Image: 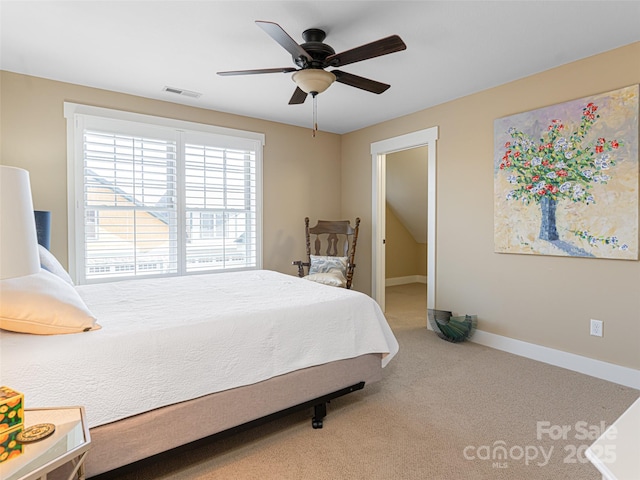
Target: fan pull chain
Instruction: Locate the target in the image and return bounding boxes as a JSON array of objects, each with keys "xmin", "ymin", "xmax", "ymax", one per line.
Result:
[{"xmin": 312, "ymin": 92, "xmax": 318, "ymax": 137}]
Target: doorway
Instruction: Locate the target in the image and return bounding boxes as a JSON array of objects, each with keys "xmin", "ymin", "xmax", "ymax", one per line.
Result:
[{"xmin": 371, "ymin": 127, "xmax": 438, "ymax": 312}]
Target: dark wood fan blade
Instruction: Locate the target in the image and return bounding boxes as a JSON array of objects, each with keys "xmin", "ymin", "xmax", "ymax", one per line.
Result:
[
  {"xmin": 256, "ymin": 21, "xmax": 311, "ymax": 63},
  {"xmin": 288, "ymin": 87, "xmax": 308, "ymax": 104},
  {"xmin": 326, "ymin": 35, "xmax": 406, "ymax": 67},
  {"xmin": 217, "ymin": 67, "xmax": 297, "ymax": 76},
  {"xmin": 333, "ymin": 70, "xmax": 390, "ymax": 94}
]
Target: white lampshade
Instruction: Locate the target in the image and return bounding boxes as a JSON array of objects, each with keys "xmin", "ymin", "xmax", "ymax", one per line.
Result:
[
  {"xmin": 292, "ymin": 69, "xmax": 336, "ymax": 94},
  {"xmin": 0, "ymin": 166, "xmax": 40, "ymax": 280}
]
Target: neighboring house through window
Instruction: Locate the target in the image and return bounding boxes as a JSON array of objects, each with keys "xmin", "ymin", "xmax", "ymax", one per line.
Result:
[
  {"xmin": 85, "ymin": 210, "xmax": 98, "ymax": 240},
  {"xmin": 65, "ymin": 103, "xmax": 264, "ymax": 284}
]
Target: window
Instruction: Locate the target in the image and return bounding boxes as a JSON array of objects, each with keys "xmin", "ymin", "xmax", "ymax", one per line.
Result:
[{"xmin": 65, "ymin": 103, "xmax": 263, "ymax": 284}]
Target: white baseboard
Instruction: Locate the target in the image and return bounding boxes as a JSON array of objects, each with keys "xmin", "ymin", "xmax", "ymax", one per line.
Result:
[
  {"xmin": 473, "ymin": 329, "xmax": 640, "ymax": 390},
  {"xmin": 426, "ymin": 324, "xmax": 640, "ymax": 390},
  {"xmin": 386, "ymin": 275, "xmax": 427, "ymax": 287}
]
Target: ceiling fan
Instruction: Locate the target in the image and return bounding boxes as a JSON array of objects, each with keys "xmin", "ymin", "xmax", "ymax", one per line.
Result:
[{"xmin": 217, "ymin": 21, "xmax": 407, "ymax": 105}]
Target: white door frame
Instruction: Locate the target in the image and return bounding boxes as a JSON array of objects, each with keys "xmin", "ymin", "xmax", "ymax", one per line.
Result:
[{"xmin": 371, "ymin": 127, "xmax": 438, "ymax": 311}]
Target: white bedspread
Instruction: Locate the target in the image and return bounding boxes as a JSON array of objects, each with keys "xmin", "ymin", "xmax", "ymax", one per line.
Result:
[{"xmin": 0, "ymin": 270, "xmax": 398, "ymax": 428}]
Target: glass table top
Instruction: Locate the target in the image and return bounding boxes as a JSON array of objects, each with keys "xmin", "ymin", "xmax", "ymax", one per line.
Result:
[{"xmin": 0, "ymin": 407, "xmax": 89, "ymax": 480}]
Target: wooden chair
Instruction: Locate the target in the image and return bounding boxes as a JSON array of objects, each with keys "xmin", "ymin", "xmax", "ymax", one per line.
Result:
[{"xmin": 293, "ymin": 217, "xmax": 360, "ymax": 289}]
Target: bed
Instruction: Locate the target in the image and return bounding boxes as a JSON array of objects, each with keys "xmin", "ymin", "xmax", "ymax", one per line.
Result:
[{"xmin": 0, "ymin": 269, "xmax": 398, "ymax": 477}]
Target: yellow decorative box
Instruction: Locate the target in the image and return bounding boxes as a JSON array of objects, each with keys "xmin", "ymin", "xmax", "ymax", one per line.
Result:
[
  {"xmin": 0, "ymin": 425, "xmax": 23, "ymax": 462},
  {"xmin": 0, "ymin": 387, "xmax": 24, "ymax": 462},
  {"xmin": 0, "ymin": 387, "xmax": 23, "ymax": 432}
]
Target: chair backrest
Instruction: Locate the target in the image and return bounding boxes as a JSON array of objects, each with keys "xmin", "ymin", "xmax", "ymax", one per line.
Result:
[{"xmin": 302, "ymin": 217, "xmax": 360, "ymax": 289}]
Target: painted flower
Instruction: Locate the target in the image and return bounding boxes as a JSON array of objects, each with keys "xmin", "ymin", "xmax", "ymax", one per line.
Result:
[
  {"xmin": 595, "ymin": 154, "xmax": 611, "ymax": 170},
  {"xmin": 572, "ymin": 185, "xmax": 585, "ymax": 199},
  {"xmin": 554, "ymin": 137, "xmax": 568, "ymax": 151},
  {"xmin": 559, "ymin": 182, "xmax": 572, "ymax": 193}
]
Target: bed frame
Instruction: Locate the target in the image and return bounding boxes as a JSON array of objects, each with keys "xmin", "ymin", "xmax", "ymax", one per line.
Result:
[{"xmin": 52, "ymin": 353, "xmax": 382, "ymax": 478}]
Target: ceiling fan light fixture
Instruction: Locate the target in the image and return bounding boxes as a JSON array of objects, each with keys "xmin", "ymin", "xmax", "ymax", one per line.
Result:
[{"xmin": 292, "ymin": 69, "xmax": 336, "ymax": 94}]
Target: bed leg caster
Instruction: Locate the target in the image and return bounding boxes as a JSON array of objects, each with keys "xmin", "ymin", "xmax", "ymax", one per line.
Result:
[{"xmin": 312, "ymin": 402, "xmax": 326, "ymax": 429}]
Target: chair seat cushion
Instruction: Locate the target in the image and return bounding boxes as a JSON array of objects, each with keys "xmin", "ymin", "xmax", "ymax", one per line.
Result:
[
  {"xmin": 307, "ymin": 255, "xmax": 348, "ymax": 288},
  {"xmin": 305, "ymin": 272, "xmax": 347, "ymax": 288}
]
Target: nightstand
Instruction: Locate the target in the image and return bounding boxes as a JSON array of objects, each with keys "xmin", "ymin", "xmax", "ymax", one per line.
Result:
[
  {"xmin": 0, "ymin": 406, "xmax": 91, "ymax": 480},
  {"xmin": 586, "ymin": 397, "xmax": 640, "ymax": 480}
]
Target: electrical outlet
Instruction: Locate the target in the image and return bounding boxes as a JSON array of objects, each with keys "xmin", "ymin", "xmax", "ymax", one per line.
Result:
[{"xmin": 590, "ymin": 319, "xmax": 603, "ymax": 337}]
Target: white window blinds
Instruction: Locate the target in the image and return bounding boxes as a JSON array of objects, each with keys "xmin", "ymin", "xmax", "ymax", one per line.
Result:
[
  {"xmin": 183, "ymin": 139, "xmax": 257, "ymax": 272},
  {"xmin": 65, "ymin": 103, "xmax": 263, "ymax": 284}
]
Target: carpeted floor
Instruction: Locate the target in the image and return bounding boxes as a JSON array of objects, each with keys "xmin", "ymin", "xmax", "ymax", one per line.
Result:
[{"xmin": 95, "ymin": 283, "xmax": 639, "ymax": 479}]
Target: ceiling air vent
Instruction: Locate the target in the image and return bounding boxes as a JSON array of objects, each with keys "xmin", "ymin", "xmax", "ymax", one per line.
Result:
[{"xmin": 162, "ymin": 86, "xmax": 202, "ymax": 98}]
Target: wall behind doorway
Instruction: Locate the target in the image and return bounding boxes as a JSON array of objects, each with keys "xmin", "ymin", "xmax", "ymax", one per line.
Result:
[{"xmin": 385, "ymin": 147, "xmax": 428, "ymax": 285}]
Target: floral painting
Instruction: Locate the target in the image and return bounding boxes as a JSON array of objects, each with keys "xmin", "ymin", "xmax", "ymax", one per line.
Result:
[{"xmin": 494, "ymin": 85, "xmax": 639, "ymax": 260}]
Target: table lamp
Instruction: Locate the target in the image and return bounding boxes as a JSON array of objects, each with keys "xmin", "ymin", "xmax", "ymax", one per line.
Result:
[{"xmin": 0, "ymin": 166, "xmax": 40, "ymax": 280}]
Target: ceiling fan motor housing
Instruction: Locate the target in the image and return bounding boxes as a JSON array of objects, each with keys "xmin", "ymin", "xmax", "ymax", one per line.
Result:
[{"xmin": 296, "ymin": 28, "xmax": 335, "ymax": 69}]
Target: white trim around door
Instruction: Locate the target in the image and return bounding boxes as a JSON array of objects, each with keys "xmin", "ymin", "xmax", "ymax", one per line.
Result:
[{"xmin": 371, "ymin": 127, "xmax": 438, "ymax": 312}]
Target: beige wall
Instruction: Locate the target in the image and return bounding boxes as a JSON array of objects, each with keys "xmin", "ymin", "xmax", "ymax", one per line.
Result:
[
  {"xmin": 342, "ymin": 42, "xmax": 640, "ymax": 370},
  {"xmin": 0, "ymin": 71, "xmax": 342, "ymax": 276},
  {"xmin": 385, "ymin": 146, "xmax": 428, "ymax": 279},
  {"xmin": 1, "ymin": 43, "xmax": 638, "ymax": 370},
  {"xmin": 385, "ymin": 204, "xmax": 426, "ymax": 279}
]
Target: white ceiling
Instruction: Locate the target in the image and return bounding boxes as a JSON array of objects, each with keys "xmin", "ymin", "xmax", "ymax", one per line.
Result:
[{"xmin": 1, "ymin": 1, "xmax": 639, "ymax": 134}]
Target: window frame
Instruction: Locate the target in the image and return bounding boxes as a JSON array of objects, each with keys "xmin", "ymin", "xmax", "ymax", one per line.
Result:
[{"xmin": 64, "ymin": 102, "xmax": 264, "ymax": 284}]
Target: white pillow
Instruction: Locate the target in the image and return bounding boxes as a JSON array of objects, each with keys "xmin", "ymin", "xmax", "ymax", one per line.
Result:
[
  {"xmin": 305, "ymin": 272, "xmax": 347, "ymax": 288},
  {"xmin": 308, "ymin": 255, "xmax": 348, "ymax": 276},
  {"xmin": 0, "ymin": 269, "xmax": 100, "ymax": 335},
  {"xmin": 38, "ymin": 244, "xmax": 74, "ymax": 285}
]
